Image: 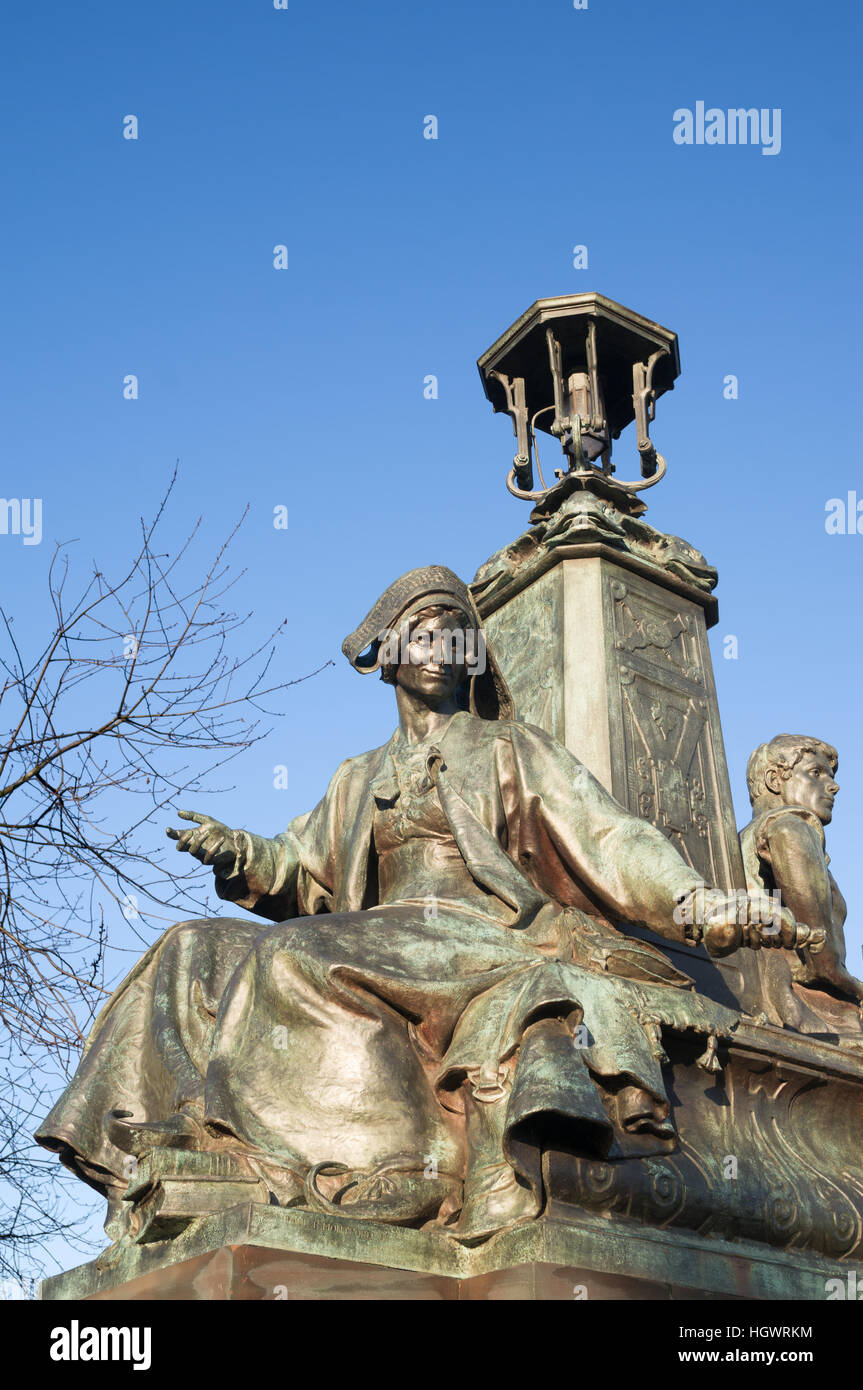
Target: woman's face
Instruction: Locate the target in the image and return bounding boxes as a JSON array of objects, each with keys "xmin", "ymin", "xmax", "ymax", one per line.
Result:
[{"xmin": 393, "ymin": 608, "xmax": 471, "ymax": 707}]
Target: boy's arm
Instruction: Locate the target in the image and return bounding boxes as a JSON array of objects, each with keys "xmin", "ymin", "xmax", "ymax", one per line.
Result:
[{"xmin": 761, "ymin": 814, "xmax": 833, "ymax": 943}]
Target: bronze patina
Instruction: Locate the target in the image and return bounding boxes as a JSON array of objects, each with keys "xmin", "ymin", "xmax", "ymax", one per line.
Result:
[
  {"xmin": 740, "ymin": 734, "xmax": 863, "ymax": 1033},
  {"xmin": 36, "ymin": 565, "xmax": 805, "ymax": 1250}
]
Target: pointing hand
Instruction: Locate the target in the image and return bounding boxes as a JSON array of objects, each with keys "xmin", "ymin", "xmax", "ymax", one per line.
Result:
[{"xmin": 166, "ymin": 810, "xmax": 244, "ymax": 878}]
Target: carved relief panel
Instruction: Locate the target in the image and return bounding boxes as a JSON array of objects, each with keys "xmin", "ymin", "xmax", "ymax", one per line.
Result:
[
  {"xmin": 605, "ymin": 571, "xmax": 741, "ymax": 892},
  {"xmin": 547, "ymin": 1036, "xmax": 863, "ymax": 1264},
  {"xmin": 482, "ymin": 555, "xmax": 742, "ymax": 895}
]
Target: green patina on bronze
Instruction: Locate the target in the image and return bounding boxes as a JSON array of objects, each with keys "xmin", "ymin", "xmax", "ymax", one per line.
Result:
[{"xmin": 35, "ymin": 295, "xmax": 863, "ymax": 1300}]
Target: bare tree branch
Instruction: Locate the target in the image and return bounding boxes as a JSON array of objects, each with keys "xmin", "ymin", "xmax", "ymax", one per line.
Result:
[{"xmin": 0, "ymin": 470, "xmax": 332, "ymax": 1274}]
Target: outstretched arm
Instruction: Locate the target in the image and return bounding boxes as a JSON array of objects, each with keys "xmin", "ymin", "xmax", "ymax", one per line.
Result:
[
  {"xmin": 167, "ymin": 809, "xmax": 309, "ymax": 921},
  {"xmin": 505, "ymin": 723, "xmax": 820, "ymax": 957}
]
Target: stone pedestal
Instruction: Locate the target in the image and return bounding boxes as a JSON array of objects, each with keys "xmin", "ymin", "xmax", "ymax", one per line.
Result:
[
  {"xmin": 41, "ymin": 1017, "xmax": 863, "ymax": 1303},
  {"xmin": 39, "ymin": 1200, "xmax": 854, "ymax": 1302}
]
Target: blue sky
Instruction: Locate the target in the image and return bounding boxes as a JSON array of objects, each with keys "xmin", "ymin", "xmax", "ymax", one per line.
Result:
[{"xmin": 1, "ymin": 0, "xmax": 861, "ymax": 1272}]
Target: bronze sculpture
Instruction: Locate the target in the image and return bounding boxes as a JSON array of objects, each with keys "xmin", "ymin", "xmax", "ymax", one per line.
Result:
[
  {"xmin": 36, "ymin": 297, "xmax": 863, "ymax": 1302},
  {"xmin": 36, "ymin": 566, "xmax": 816, "ymax": 1249},
  {"xmin": 740, "ymin": 734, "xmax": 863, "ymax": 1032}
]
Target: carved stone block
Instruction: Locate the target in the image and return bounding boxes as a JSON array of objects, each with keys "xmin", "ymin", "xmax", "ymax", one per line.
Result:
[{"xmin": 484, "ymin": 553, "xmax": 742, "ymax": 892}]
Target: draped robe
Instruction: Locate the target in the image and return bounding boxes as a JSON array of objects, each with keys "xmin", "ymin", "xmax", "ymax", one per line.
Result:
[{"xmin": 37, "ymin": 712, "xmax": 738, "ymax": 1222}]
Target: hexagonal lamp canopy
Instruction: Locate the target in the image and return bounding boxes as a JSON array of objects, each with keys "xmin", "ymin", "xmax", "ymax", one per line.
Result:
[{"xmin": 477, "ymin": 293, "xmax": 680, "ymax": 500}]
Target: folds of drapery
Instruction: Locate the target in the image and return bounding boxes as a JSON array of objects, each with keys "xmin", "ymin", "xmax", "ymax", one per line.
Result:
[{"xmin": 36, "ymin": 711, "xmax": 731, "ymax": 1211}]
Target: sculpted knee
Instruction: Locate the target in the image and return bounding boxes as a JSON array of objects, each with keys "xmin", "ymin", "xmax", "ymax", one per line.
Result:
[
  {"xmin": 255, "ymin": 919, "xmax": 329, "ymax": 982},
  {"xmin": 159, "ymin": 917, "xmax": 258, "ymax": 965},
  {"xmin": 161, "ymin": 918, "xmax": 217, "ymax": 948}
]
